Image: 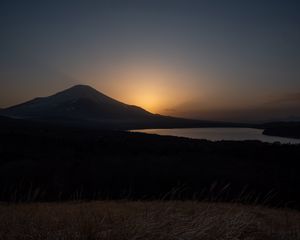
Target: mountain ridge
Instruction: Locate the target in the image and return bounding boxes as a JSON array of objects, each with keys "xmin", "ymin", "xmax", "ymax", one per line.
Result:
[{"xmin": 0, "ymin": 85, "xmax": 251, "ymax": 129}]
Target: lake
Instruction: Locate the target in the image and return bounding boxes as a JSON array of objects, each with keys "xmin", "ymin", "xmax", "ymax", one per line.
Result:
[{"xmin": 131, "ymin": 128, "xmax": 300, "ymax": 144}]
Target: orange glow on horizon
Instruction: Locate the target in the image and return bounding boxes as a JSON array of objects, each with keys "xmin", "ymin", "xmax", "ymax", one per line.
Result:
[{"xmin": 87, "ymin": 61, "xmax": 200, "ymax": 114}]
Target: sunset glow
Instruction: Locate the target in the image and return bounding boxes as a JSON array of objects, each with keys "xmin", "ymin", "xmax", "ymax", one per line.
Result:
[
  {"xmin": 1, "ymin": 1, "xmax": 299, "ymax": 122},
  {"xmin": 88, "ymin": 61, "xmax": 200, "ymax": 114}
]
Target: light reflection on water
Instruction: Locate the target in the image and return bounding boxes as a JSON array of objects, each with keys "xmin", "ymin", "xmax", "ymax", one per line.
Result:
[{"xmin": 131, "ymin": 128, "xmax": 300, "ymax": 144}]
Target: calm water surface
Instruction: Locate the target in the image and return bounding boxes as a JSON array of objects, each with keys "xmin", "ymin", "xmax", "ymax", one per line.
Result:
[{"xmin": 131, "ymin": 128, "xmax": 300, "ymax": 144}]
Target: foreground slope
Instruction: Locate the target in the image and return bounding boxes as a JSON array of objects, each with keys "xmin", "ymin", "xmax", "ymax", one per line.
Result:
[{"xmin": 1, "ymin": 201, "xmax": 299, "ymax": 240}]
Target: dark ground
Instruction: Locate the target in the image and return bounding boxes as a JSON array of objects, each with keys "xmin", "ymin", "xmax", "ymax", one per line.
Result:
[
  {"xmin": 0, "ymin": 117, "xmax": 299, "ymax": 208},
  {"xmin": 1, "ymin": 201, "xmax": 300, "ymax": 240}
]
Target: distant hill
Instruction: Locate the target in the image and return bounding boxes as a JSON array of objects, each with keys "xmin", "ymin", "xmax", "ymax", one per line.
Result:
[
  {"xmin": 262, "ymin": 121, "xmax": 300, "ymax": 139},
  {"xmin": 0, "ymin": 85, "xmax": 247, "ymax": 129}
]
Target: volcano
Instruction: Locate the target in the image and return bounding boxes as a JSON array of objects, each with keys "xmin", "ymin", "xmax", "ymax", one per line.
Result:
[{"xmin": 0, "ymin": 85, "xmax": 241, "ymax": 129}]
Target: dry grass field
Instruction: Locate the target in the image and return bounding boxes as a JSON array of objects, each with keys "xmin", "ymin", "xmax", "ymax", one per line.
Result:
[{"xmin": 0, "ymin": 201, "xmax": 299, "ymax": 240}]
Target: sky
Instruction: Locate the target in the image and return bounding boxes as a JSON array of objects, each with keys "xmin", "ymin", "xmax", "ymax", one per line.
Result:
[{"xmin": 0, "ymin": 0, "xmax": 300, "ymax": 122}]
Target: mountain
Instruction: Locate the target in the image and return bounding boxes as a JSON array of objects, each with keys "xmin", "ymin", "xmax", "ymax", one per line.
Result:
[
  {"xmin": 1, "ymin": 85, "xmax": 153, "ymax": 120},
  {"xmin": 0, "ymin": 85, "xmax": 248, "ymax": 129},
  {"xmin": 0, "ymin": 85, "xmax": 163, "ymax": 129}
]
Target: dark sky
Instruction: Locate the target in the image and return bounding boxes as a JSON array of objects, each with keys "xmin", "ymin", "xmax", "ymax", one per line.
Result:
[{"xmin": 1, "ymin": 0, "xmax": 300, "ymax": 121}]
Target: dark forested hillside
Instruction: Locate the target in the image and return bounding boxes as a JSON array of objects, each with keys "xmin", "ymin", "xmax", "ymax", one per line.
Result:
[{"xmin": 0, "ymin": 117, "xmax": 299, "ymax": 208}]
